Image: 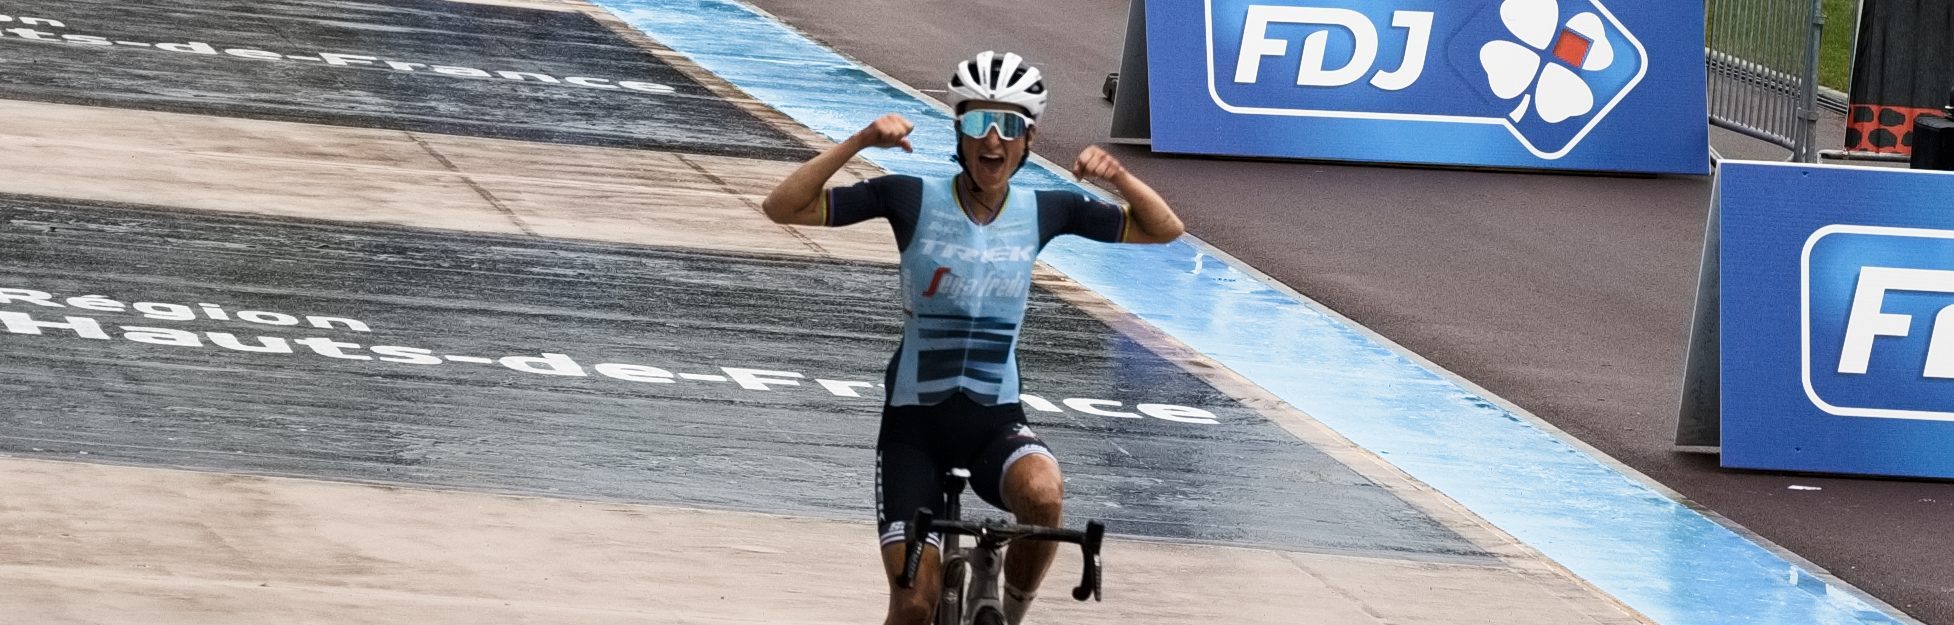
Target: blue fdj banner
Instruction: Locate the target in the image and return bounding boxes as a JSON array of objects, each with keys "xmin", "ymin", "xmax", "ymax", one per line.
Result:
[
  {"xmin": 1720, "ymin": 161, "xmax": 1954, "ymax": 478},
  {"xmin": 1146, "ymin": 0, "xmax": 1707, "ymax": 174}
]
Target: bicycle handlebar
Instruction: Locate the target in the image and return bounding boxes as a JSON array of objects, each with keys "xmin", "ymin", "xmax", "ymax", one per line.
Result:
[
  {"xmin": 898, "ymin": 510, "xmax": 1104, "ymax": 602},
  {"xmin": 927, "ymin": 519, "xmax": 1088, "ymax": 544}
]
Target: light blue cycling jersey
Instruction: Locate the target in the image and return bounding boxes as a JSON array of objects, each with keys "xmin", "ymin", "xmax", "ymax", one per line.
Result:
[{"xmin": 825, "ymin": 174, "xmax": 1127, "ymax": 406}]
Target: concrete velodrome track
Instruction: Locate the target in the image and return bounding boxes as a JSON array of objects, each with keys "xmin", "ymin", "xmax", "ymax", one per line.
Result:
[
  {"xmin": 732, "ymin": 0, "xmax": 1954, "ymax": 622},
  {"xmin": 0, "ymin": 0, "xmax": 1665, "ymax": 623},
  {"xmin": 0, "ymin": 0, "xmax": 1942, "ymax": 624}
]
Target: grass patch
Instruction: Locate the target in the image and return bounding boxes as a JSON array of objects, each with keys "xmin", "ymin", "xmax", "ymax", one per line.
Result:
[
  {"xmin": 1707, "ymin": 0, "xmax": 1858, "ymax": 90},
  {"xmin": 1817, "ymin": 0, "xmax": 1857, "ymax": 90}
]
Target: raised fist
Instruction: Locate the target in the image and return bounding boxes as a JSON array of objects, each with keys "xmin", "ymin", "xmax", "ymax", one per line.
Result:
[
  {"xmin": 1071, "ymin": 145, "xmax": 1128, "ymax": 183},
  {"xmin": 854, "ymin": 113, "xmax": 914, "ymax": 152}
]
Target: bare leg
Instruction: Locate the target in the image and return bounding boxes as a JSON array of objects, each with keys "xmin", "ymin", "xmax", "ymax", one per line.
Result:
[
  {"xmin": 1000, "ymin": 454, "xmax": 1064, "ymax": 624},
  {"xmin": 881, "ymin": 542, "xmax": 942, "ymax": 625}
]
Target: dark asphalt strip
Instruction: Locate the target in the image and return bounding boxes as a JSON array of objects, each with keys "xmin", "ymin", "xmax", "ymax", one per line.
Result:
[
  {"xmin": 0, "ymin": 0, "xmax": 813, "ymax": 161},
  {"xmin": 0, "ymin": 194, "xmax": 1488, "ymax": 561}
]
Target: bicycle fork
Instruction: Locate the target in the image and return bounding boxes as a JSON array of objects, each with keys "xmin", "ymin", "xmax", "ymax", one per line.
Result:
[{"xmin": 961, "ymin": 538, "xmax": 1005, "ymax": 624}]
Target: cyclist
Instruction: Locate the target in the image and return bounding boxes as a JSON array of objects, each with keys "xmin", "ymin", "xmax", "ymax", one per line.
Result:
[{"xmin": 761, "ymin": 51, "xmax": 1184, "ymax": 625}]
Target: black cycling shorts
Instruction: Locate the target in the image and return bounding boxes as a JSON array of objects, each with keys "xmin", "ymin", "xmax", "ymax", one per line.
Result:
[{"xmin": 876, "ymin": 393, "xmax": 1055, "ymax": 548}]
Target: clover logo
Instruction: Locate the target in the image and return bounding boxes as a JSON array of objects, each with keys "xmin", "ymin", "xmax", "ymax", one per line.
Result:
[{"xmin": 1478, "ymin": 0, "xmax": 1617, "ymax": 124}]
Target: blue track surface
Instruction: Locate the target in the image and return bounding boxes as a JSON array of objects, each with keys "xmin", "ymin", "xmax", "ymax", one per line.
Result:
[{"xmin": 593, "ymin": 2, "xmax": 1911, "ymax": 624}]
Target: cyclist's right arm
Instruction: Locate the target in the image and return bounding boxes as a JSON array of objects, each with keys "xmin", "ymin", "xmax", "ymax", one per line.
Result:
[{"xmin": 762, "ymin": 113, "xmax": 914, "ymax": 226}]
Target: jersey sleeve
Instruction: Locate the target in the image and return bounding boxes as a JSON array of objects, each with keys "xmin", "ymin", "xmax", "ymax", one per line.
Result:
[
  {"xmin": 824, "ymin": 175, "xmax": 902, "ymax": 227},
  {"xmin": 1037, "ymin": 190, "xmax": 1128, "ymax": 244}
]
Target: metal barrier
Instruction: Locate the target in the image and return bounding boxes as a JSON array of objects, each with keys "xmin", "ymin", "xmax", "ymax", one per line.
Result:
[{"xmin": 1705, "ymin": 0, "xmax": 1827, "ymax": 162}]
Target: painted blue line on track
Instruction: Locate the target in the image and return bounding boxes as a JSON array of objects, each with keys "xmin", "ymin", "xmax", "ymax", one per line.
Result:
[{"xmin": 594, "ymin": 2, "xmax": 1912, "ymax": 624}]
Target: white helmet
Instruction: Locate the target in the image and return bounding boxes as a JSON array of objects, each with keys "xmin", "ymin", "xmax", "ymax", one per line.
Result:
[{"xmin": 947, "ymin": 51, "xmax": 1048, "ymax": 122}]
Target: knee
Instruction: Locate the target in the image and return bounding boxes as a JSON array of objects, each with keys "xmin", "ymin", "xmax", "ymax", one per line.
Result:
[{"xmin": 1010, "ymin": 478, "xmax": 1064, "ymax": 524}]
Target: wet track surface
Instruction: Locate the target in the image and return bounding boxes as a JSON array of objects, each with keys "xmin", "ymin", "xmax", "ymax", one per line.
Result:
[
  {"xmin": 734, "ymin": 0, "xmax": 1954, "ymax": 621},
  {"xmin": 0, "ymin": 0, "xmax": 811, "ymax": 160},
  {"xmin": 4, "ymin": 0, "xmax": 1936, "ymax": 621},
  {"xmin": 0, "ymin": 196, "xmax": 1487, "ymax": 560}
]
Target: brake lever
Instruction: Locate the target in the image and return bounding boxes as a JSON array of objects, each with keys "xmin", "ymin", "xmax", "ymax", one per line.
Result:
[
  {"xmin": 1070, "ymin": 520, "xmax": 1104, "ymax": 602},
  {"xmin": 898, "ymin": 508, "xmax": 935, "ymax": 589}
]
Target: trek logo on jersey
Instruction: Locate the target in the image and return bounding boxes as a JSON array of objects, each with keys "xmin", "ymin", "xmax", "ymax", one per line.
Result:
[
  {"xmin": 1207, "ymin": 0, "xmax": 1646, "ymax": 159},
  {"xmin": 917, "ymin": 239, "xmax": 1034, "ymax": 264},
  {"xmin": 1802, "ymin": 225, "xmax": 1954, "ymax": 421}
]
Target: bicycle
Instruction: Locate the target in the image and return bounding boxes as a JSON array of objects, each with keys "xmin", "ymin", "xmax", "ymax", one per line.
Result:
[{"xmin": 896, "ymin": 468, "xmax": 1105, "ymax": 625}]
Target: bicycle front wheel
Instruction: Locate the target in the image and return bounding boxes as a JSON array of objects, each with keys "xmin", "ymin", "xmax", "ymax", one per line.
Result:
[{"xmin": 972, "ymin": 606, "xmax": 1006, "ymax": 625}]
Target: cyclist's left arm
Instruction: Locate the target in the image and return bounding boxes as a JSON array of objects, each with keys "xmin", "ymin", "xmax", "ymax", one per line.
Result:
[{"xmin": 1072, "ymin": 146, "xmax": 1184, "ymax": 244}]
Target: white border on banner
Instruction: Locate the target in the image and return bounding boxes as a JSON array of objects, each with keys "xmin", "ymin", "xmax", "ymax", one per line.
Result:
[
  {"xmin": 1800, "ymin": 223, "xmax": 1954, "ymax": 421},
  {"xmin": 1198, "ymin": 0, "xmax": 1649, "ymax": 160}
]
